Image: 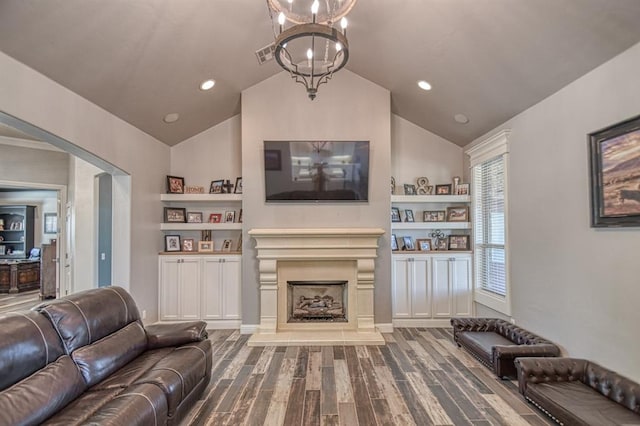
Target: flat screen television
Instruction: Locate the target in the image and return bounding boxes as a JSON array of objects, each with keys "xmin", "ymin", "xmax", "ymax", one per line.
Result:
[{"xmin": 264, "ymin": 140, "xmax": 370, "ymax": 203}]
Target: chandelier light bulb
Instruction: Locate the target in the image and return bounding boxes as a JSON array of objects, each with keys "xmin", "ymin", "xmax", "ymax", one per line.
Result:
[
  {"xmin": 311, "ymin": 0, "xmax": 319, "ymax": 15},
  {"xmin": 307, "ymin": 48, "xmax": 313, "ymax": 60},
  {"xmin": 341, "ymin": 17, "xmax": 348, "ymax": 29},
  {"xmin": 278, "ymin": 12, "xmax": 285, "ymax": 25},
  {"xmin": 336, "ymin": 42, "xmax": 342, "ymax": 51},
  {"xmin": 287, "ymin": 0, "xmax": 293, "ymax": 3}
]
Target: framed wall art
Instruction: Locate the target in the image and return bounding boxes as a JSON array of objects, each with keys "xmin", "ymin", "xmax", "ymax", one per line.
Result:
[
  {"xmin": 209, "ymin": 180, "xmax": 224, "ymax": 194},
  {"xmin": 165, "ymin": 235, "xmax": 181, "ymax": 252},
  {"xmin": 166, "ymin": 175, "xmax": 184, "ymax": 194},
  {"xmin": 423, "ymin": 210, "xmax": 446, "ymax": 222},
  {"xmin": 446, "ymin": 206, "xmax": 469, "ymax": 222},
  {"xmin": 589, "ymin": 114, "xmax": 640, "ymax": 227},
  {"xmin": 187, "ymin": 212, "xmax": 203, "ymax": 223},
  {"xmin": 164, "ymin": 207, "xmax": 186, "ymax": 223},
  {"xmin": 448, "ymin": 235, "xmax": 469, "ymax": 251},
  {"xmin": 391, "ymin": 234, "xmax": 399, "ymax": 251},
  {"xmin": 435, "ymin": 184, "xmax": 452, "ymax": 195},
  {"xmin": 416, "ymin": 238, "xmax": 432, "ymax": 251},
  {"xmin": 182, "ymin": 238, "xmax": 195, "ymax": 252},
  {"xmin": 391, "ymin": 207, "xmax": 401, "ymax": 222}
]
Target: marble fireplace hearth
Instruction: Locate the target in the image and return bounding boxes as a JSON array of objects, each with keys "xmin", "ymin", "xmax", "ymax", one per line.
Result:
[{"xmin": 248, "ymin": 228, "xmax": 385, "ymax": 346}]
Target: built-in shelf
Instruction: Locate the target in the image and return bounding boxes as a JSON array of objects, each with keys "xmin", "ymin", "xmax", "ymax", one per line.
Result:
[
  {"xmin": 391, "ymin": 222, "xmax": 471, "ymax": 230},
  {"xmin": 391, "ymin": 195, "xmax": 470, "ymax": 203},
  {"xmin": 160, "ymin": 223, "xmax": 242, "ymax": 231},
  {"xmin": 159, "ymin": 251, "xmax": 241, "ymax": 256},
  {"xmin": 160, "ymin": 194, "xmax": 242, "ymax": 202}
]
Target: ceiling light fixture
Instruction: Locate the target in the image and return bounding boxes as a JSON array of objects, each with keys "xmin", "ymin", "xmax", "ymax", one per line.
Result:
[
  {"xmin": 163, "ymin": 113, "xmax": 179, "ymax": 124},
  {"xmin": 454, "ymin": 113, "xmax": 469, "ymax": 124},
  {"xmin": 418, "ymin": 80, "xmax": 432, "ymax": 91},
  {"xmin": 267, "ymin": 0, "xmax": 357, "ymax": 100},
  {"xmin": 200, "ymin": 79, "xmax": 215, "ymax": 91}
]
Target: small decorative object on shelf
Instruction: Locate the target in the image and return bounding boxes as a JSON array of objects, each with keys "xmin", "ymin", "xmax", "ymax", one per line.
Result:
[
  {"xmin": 448, "ymin": 235, "xmax": 470, "ymax": 250},
  {"xmin": 225, "ymin": 211, "xmax": 236, "ymax": 223},
  {"xmin": 401, "ymin": 236, "xmax": 415, "ymax": 251},
  {"xmin": 238, "ymin": 209, "xmax": 243, "ymax": 223},
  {"xmin": 198, "ymin": 241, "xmax": 214, "ymax": 252},
  {"xmin": 182, "ymin": 239, "xmax": 195, "ymax": 252},
  {"xmin": 426, "ymin": 185, "xmax": 434, "ymax": 195},
  {"xmin": 209, "ymin": 180, "xmax": 224, "ymax": 194},
  {"xmin": 234, "ymin": 177, "xmax": 243, "ymax": 194},
  {"xmin": 391, "ymin": 207, "xmax": 401, "ymax": 222},
  {"xmin": 430, "ymin": 230, "xmax": 446, "ymax": 250},
  {"xmin": 446, "ymin": 206, "xmax": 469, "ymax": 222},
  {"xmin": 452, "ymin": 176, "xmax": 461, "ymax": 194},
  {"xmin": 391, "ymin": 234, "xmax": 399, "ymax": 251},
  {"xmin": 404, "ymin": 184, "xmax": 417, "ymax": 195},
  {"xmin": 201, "ymin": 230, "xmax": 212, "ymax": 241},
  {"xmin": 222, "ymin": 239, "xmax": 233, "ymax": 252},
  {"xmin": 391, "ymin": 177, "xmax": 396, "ymax": 195},
  {"xmin": 165, "ymin": 235, "xmax": 181, "ymax": 252},
  {"xmin": 222, "ymin": 180, "xmax": 235, "ymax": 193},
  {"xmin": 404, "ymin": 209, "xmax": 415, "ymax": 222},
  {"xmin": 423, "ymin": 210, "xmax": 446, "ymax": 222},
  {"xmin": 456, "ymin": 183, "xmax": 470, "ymax": 195},
  {"xmin": 416, "ymin": 177, "xmax": 429, "ymax": 194},
  {"xmin": 416, "ymin": 238, "xmax": 432, "ymax": 251},
  {"xmin": 185, "ymin": 186, "xmax": 205, "ymax": 194},
  {"xmin": 435, "ymin": 184, "xmax": 452, "ymax": 195},
  {"xmin": 164, "ymin": 207, "xmax": 186, "ymax": 223},
  {"xmin": 436, "ymin": 239, "xmax": 448, "ymax": 251},
  {"xmin": 167, "ymin": 175, "xmax": 185, "ymax": 194},
  {"xmin": 187, "ymin": 212, "xmax": 203, "ymax": 223},
  {"xmin": 237, "ymin": 235, "xmax": 242, "ymax": 252},
  {"xmin": 209, "ymin": 213, "xmax": 222, "ymax": 223}
]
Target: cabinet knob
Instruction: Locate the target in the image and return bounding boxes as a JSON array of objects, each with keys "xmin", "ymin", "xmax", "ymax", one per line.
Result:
[{"xmin": 449, "ymin": 257, "xmax": 455, "ymax": 262}]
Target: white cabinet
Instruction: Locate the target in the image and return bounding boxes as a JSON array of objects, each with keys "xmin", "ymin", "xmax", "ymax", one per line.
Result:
[
  {"xmin": 392, "ymin": 253, "xmax": 472, "ymax": 326},
  {"xmin": 159, "ymin": 254, "xmax": 241, "ymax": 327}
]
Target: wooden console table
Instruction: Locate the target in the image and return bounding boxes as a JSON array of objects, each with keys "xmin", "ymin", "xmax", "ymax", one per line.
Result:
[{"xmin": 0, "ymin": 260, "xmax": 41, "ymax": 293}]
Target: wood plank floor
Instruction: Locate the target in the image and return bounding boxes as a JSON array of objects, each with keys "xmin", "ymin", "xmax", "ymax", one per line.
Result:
[
  {"xmin": 182, "ymin": 328, "xmax": 553, "ymax": 426},
  {"xmin": 0, "ymin": 290, "xmax": 41, "ymax": 315}
]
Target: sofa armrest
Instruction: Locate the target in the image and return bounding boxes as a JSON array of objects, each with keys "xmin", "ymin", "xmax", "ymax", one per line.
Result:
[
  {"xmin": 450, "ymin": 317, "xmax": 497, "ymax": 343},
  {"xmin": 515, "ymin": 357, "xmax": 587, "ymax": 395},
  {"xmin": 493, "ymin": 344, "xmax": 560, "ymax": 378},
  {"xmin": 145, "ymin": 321, "xmax": 208, "ymax": 349}
]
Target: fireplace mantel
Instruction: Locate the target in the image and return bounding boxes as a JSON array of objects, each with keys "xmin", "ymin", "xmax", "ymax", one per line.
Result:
[{"xmin": 248, "ymin": 228, "xmax": 385, "ymax": 346}]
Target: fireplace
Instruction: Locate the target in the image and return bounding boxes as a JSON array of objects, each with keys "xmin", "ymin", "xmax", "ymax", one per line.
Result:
[{"xmin": 288, "ymin": 280, "xmax": 347, "ymax": 322}]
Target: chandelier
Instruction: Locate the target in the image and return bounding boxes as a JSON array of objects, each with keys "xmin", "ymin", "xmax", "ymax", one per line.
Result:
[{"xmin": 267, "ymin": 0, "xmax": 357, "ymax": 100}]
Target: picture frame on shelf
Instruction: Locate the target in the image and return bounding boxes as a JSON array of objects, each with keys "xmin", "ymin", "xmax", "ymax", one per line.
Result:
[
  {"xmin": 448, "ymin": 235, "xmax": 470, "ymax": 250},
  {"xmin": 182, "ymin": 238, "xmax": 195, "ymax": 252},
  {"xmin": 456, "ymin": 183, "xmax": 470, "ymax": 195},
  {"xmin": 198, "ymin": 241, "xmax": 214, "ymax": 252},
  {"xmin": 224, "ymin": 211, "xmax": 236, "ymax": 223},
  {"xmin": 44, "ymin": 213, "xmax": 57, "ymax": 234},
  {"xmin": 391, "ymin": 207, "xmax": 401, "ymax": 222},
  {"xmin": 416, "ymin": 238, "xmax": 432, "ymax": 251},
  {"xmin": 209, "ymin": 180, "xmax": 224, "ymax": 194},
  {"xmin": 187, "ymin": 212, "xmax": 203, "ymax": 223},
  {"xmin": 435, "ymin": 238, "xmax": 449, "ymax": 251},
  {"xmin": 391, "ymin": 234, "xmax": 399, "ymax": 251},
  {"xmin": 165, "ymin": 235, "xmax": 181, "ymax": 252},
  {"xmin": 164, "ymin": 207, "xmax": 186, "ymax": 223},
  {"xmin": 435, "ymin": 184, "xmax": 452, "ymax": 195},
  {"xmin": 234, "ymin": 177, "xmax": 243, "ymax": 194},
  {"xmin": 589, "ymin": 114, "xmax": 640, "ymax": 227},
  {"xmin": 238, "ymin": 209, "xmax": 243, "ymax": 223},
  {"xmin": 423, "ymin": 210, "xmax": 446, "ymax": 222},
  {"xmin": 237, "ymin": 234, "xmax": 242, "ymax": 252},
  {"xmin": 166, "ymin": 175, "xmax": 185, "ymax": 194},
  {"xmin": 209, "ymin": 213, "xmax": 222, "ymax": 223},
  {"xmin": 402, "ymin": 236, "xmax": 415, "ymax": 251},
  {"xmin": 446, "ymin": 206, "xmax": 469, "ymax": 222},
  {"xmin": 404, "ymin": 209, "xmax": 415, "ymax": 222},
  {"xmin": 404, "ymin": 184, "xmax": 417, "ymax": 195},
  {"xmin": 222, "ymin": 239, "xmax": 233, "ymax": 252}
]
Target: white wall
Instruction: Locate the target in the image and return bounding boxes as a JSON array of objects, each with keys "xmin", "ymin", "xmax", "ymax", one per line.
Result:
[
  {"xmin": 0, "ymin": 141, "xmax": 69, "ymax": 186},
  {"xmin": 467, "ymin": 41, "xmax": 640, "ymax": 381},
  {"xmin": 242, "ymin": 70, "xmax": 392, "ymax": 326},
  {"xmin": 0, "ymin": 51, "xmax": 170, "ymax": 321}
]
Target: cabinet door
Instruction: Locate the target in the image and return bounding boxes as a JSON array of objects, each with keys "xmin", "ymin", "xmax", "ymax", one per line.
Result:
[
  {"xmin": 159, "ymin": 258, "xmax": 181, "ymax": 321},
  {"xmin": 201, "ymin": 257, "xmax": 223, "ymax": 320},
  {"xmin": 411, "ymin": 258, "xmax": 431, "ymax": 317},
  {"xmin": 392, "ymin": 258, "xmax": 411, "ymax": 318},
  {"xmin": 179, "ymin": 258, "xmax": 201, "ymax": 320},
  {"xmin": 222, "ymin": 257, "xmax": 241, "ymax": 320},
  {"xmin": 451, "ymin": 255, "xmax": 473, "ymax": 317},
  {"xmin": 431, "ymin": 257, "xmax": 452, "ymax": 318}
]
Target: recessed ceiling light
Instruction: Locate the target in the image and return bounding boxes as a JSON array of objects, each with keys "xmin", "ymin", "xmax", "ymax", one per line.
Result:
[
  {"xmin": 417, "ymin": 80, "xmax": 432, "ymax": 91},
  {"xmin": 200, "ymin": 79, "xmax": 215, "ymax": 91},
  {"xmin": 454, "ymin": 113, "xmax": 469, "ymax": 124},
  {"xmin": 163, "ymin": 113, "xmax": 179, "ymax": 123}
]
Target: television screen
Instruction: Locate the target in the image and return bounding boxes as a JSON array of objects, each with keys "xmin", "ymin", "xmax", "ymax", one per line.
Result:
[{"xmin": 264, "ymin": 141, "xmax": 370, "ymax": 202}]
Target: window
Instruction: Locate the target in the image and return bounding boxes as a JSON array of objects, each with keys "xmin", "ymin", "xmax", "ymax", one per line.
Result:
[{"xmin": 467, "ymin": 130, "xmax": 510, "ymax": 315}]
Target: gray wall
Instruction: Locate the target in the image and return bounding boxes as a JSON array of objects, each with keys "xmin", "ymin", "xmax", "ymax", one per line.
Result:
[
  {"xmin": 467, "ymin": 40, "xmax": 640, "ymax": 381},
  {"xmin": 0, "ymin": 142, "xmax": 69, "ymax": 185}
]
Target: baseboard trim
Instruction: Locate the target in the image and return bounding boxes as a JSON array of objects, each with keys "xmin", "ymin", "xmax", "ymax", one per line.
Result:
[
  {"xmin": 204, "ymin": 320, "xmax": 242, "ymax": 329},
  {"xmin": 392, "ymin": 318, "xmax": 452, "ymax": 328},
  {"xmin": 240, "ymin": 324, "xmax": 259, "ymax": 334},
  {"xmin": 375, "ymin": 323, "xmax": 394, "ymax": 333}
]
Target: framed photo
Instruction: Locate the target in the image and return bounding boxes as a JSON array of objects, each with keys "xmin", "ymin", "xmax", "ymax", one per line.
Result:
[
  {"xmin": 164, "ymin": 207, "xmax": 186, "ymax": 223},
  {"xmin": 404, "ymin": 184, "xmax": 417, "ymax": 195},
  {"xmin": 198, "ymin": 241, "xmax": 214, "ymax": 252},
  {"xmin": 416, "ymin": 238, "xmax": 432, "ymax": 251},
  {"xmin": 404, "ymin": 209, "xmax": 415, "ymax": 222},
  {"xmin": 402, "ymin": 236, "xmax": 415, "ymax": 251},
  {"xmin": 237, "ymin": 235, "xmax": 242, "ymax": 252},
  {"xmin": 209, "ymin": 180, "xmax": 224, "ymax": 194},
  {"xmin": 234, "ymin": 177, "xmax": 243, "ymax": 194},
  {"xmin": 209, "ymin": 213, "xmax": 222, "ymax": 223},
  {"xmin": 589, "ymin": 114, "xmax": 640, "ymax": 227},
  {"xmin": 456, "ymin": 183, "xmax": 470, "ymax": 195},
  {"xmin": 446, "ymin": 206, "xmax": 469, "ymax": 222},
  {"xmin": 44, "ymin": 213, "xmax": 57, "ymax": 234},
  {"xmin": 167, "ymin": 175, "xmax": 185, "ymax": 194},
  {"xmin": 448, "ymin": 235, "xmax": 470, "ymax": 251},
  {"xmin": 165, "ymin": 235, "xmax": 181, "ymax": 252},
  {"xmin": 222, "ymin": 239, "xmax": 233, "ymax": 252},
  {"xmin": 435, "ymin": 184, "xmax": 452, "ymax": 195},
  {"xmin": 238, "ymin": 209, "xmax": 243, "ymax": 223},
  {"xmin": 391, "ymin": 234, "xmax": 399, "ymax": 251},
  {"xmin": 391, "ymin": 207, "xmax": 401, "ymax": 222},
  {"xmin": 225, "ymin": 211, "xmax": 236, "ymax": 223},
  {"xmin": 187, "ymin": 212, "xmax": 203, "ymax": 223},
  {"xmin": 423, "ymin": 210, "xmax": 446, "ymax": 222},
  {"xmin": 435, "ymin": 238, "xmax": 448, "ymax": 251},
  {"xmin": 265, "ymin": 149, "xmax": 282, "ymax": 171},
  {"xmin": 182, "ymin": 238, "xmax": 195, "ymax": 252}
]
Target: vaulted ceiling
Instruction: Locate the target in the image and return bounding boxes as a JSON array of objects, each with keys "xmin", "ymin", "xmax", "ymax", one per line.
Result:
[{"xmin": 2, "ymin": 0, "xmax": 640, "ymax": 147}]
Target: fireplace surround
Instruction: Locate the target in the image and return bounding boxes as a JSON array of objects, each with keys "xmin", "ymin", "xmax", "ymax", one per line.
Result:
[{"xmin": 248, "ymin": 228, "xmax": 385, "ymax": 346}]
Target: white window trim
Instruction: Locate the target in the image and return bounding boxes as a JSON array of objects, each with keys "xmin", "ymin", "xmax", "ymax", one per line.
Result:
[{"xmin": 466, "ymin": 129, "xmax": 511, "ymax": 316}]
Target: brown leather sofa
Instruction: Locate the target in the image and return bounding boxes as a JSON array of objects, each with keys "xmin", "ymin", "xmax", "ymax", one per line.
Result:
[
  {"xmin": 451, "ymin": 317, "xmax": 560, "ymax": 378},
  {"xmin": 0, "ymin": 286, "xmax": 212, "ymax": 426},
  {"xmin": 516, "ymin": 357, "xmax": 640, "ymax": 425}
]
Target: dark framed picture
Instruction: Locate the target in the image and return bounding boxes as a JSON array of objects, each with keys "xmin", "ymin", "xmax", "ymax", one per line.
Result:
[
  {"xmin": 405, "ymin": 209, "xmax": 415, "ymax": 222},
  {"xmin": 164, "ymin": 207, "xmax": 186, "ymax": 223},
  {"xmin": 404, "ymin": 184, "xmax": 417, "ymax": 195},
  {"xmin": 238, "ymin": 209, "xmax": 243, "ymax": 223},
  {"xmin": 391, "ymin": 207, "xmax": 401, "ymax": 222},
  {"xmin": 234, "ymin": 177, "xmax": 243, "ymax": 194},
  {"xmin": 456, "ymin": 183, "xmax": 470, "ymax": 195},
  {"xmin": 222, "ymin": 239, "xmax": 233, "ymax": 252},
  {"xmin": 435, "ymin": 184, "xmax": 452, "ymax": 195},
  {"xmin": 265, "ymin": 149, "xmax": 282, "ymax": 171},
  {"xmin": 187, "ymin": 212, "xmax": 203, "ymax": 223},
  {"xmin": 167, "ymin": 175, "xmax": 185, "ymax": 194},
  {"xmin": 165, "ymin": 235, "xmax": 181, "ymax": 252},
  {"xmin": 44, "ymin": 213, "xmax": 57, "ymax": 234},
  {"xmin": 589, "ymin": 114, "xmax": 640, "ymax": 227},
  {"xmin": 209, "ymin": 180, "xmax": 224, "ymax": 194},
  {"xmin": 209, "ymin": 213, "xmax": 222, "ymax": 223},
  {"xmin": 182, "ymin": 238, "xmax": 195, "ymax": 252},
  {"xmin": 402, "ymin": 236, "xmax": 415, "ymax": 251},
  {"xmin": 448, "ymin": 235, "xmax": 470, "ymax": 250},
  {"xmin": 225, "ymin": 211, "xmax": 236, "ymax": 223},
  {"xmin": 446, "ymin": 206, "xmax": 469, "ymax": 222},
  {"xmin": 391, "ymin": 234, "xmax": 399, "ymax": 251},
  {"xmin": 416, "ymin": 238, "xmax": 432, "ymax": 251},
  {"xmin": 435, "ymin": 238, "xmax": 448, "ymax": 251},
  {"xmin": 423, "ymin": 210, "xmax": 446, "ymax": 222}
]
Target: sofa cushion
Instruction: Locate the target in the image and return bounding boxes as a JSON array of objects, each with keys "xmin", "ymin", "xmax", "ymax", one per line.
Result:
[
  {"xmin": 37, "ymin": 286, "xmax": 140, "ymax": 354},
  {"xmin": 458, "ymin": 331, "xmax": 513, "ymax": 366},
  {"xmin": 0, "ymin": 355, "xmax": 86, "ymax": 426},
  {"xmin": 0, "ymin": 311, "xmax": 66, "ymax": 390},
  {"xmin": 41, "ymin": 388, "xmax": 122, "ymax": 425},
  {"xmin": 526, "ymin": 381, "xmax": 640, "ymax": 425},
  {"xmin": 71, "ymin": 321, "xmax": 147, "ymax": 387},
  {"xmin": 90, "ymin": 347, "xmax": 174, "ymax": 391}
]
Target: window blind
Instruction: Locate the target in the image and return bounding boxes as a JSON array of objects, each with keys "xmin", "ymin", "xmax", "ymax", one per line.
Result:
[{"xmin": 473, "ymin": 155, "xmax": 506, "ymax": 297}]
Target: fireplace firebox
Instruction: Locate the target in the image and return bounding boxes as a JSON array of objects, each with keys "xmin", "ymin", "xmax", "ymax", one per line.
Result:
[{"xmin": 287, "ymin": 280, "xmax": 347, "ymax": 322}]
